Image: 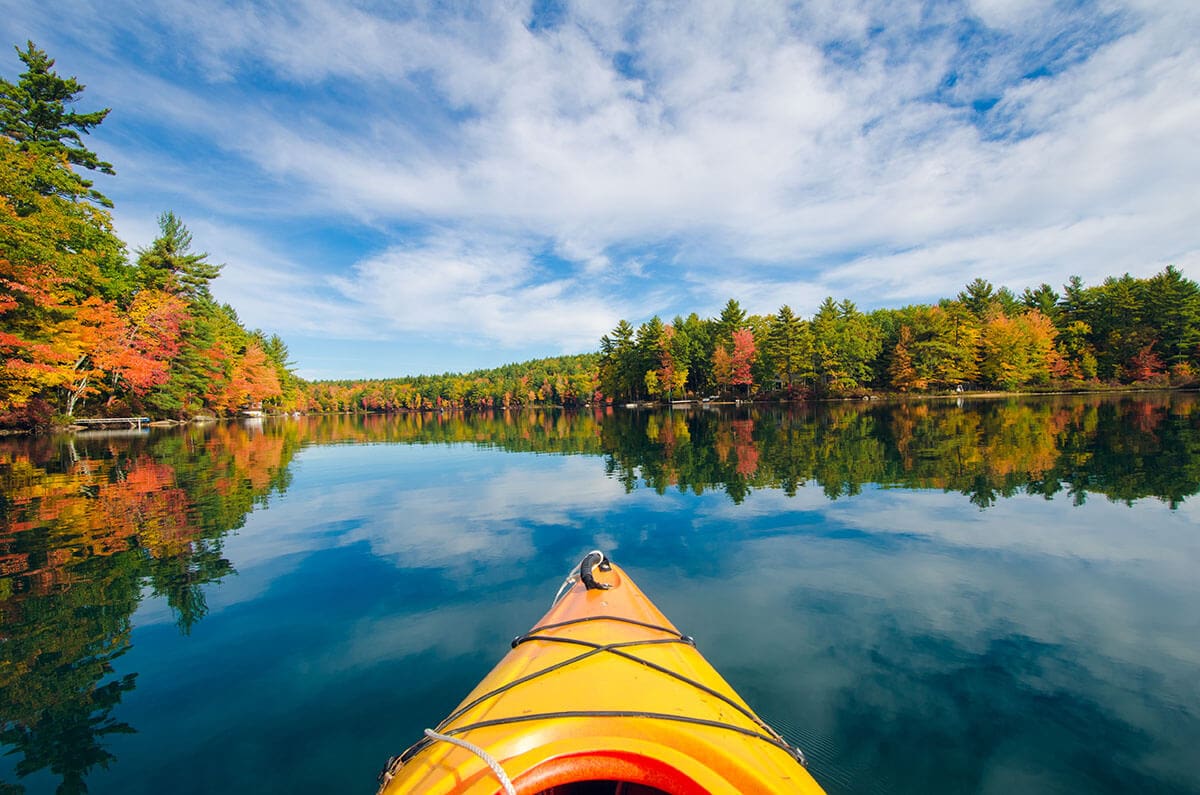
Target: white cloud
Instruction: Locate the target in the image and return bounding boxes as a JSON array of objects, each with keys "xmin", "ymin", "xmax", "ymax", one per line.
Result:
[{"xmin": 327, "ymin": 231, "xmax": 631, "ymax": 350}]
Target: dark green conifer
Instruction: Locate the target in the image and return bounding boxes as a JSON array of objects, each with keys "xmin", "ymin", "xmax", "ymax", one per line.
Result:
[{"xmin": 0, "ymin": 41, "xmax": 114, "ymax": 205}]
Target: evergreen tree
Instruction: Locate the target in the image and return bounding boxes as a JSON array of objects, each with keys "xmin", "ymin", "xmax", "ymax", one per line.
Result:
[
  {"xmin": 764, "ymin": 305, "xmax": 812, "ymax": 390},
  {"xmin": 679, "ymin": 312, "xmax": 715, "ymax": 395},
  {"xmin": 958, "ymin": 278, "xmax": 995, "ymax": 317},
  {"xmin": 0, "ymin": 41, "xmax": 114, "ymax": 206},
  {"xmin": 715, "ymin": 298, "xmax": 746, "ymax": 345},
  {"xmin": 635, "ymin": 316, "xmax": 666, "ymax": 400},
  {"xmin": 136, "ymin": 211, "xmax": 223, "ymax": 300},
  {"xmin": 599, "ymin": 320, "xmax": 637, "ymax": 401},
  {"xmin": 1021, "ymin": 283, "xmax": 1061, "ymax": 326},
  {"xmin": 1143, "ymin": 266, "xmax": 1200, "ymax": 368}
]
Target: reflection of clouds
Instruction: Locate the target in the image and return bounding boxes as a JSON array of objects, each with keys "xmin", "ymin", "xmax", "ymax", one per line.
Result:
[
  {"xmin": 650, "ymin": 481, "xmax": 1200, "ymax": 790},
  {"xmin": 201, "ymin": 445, "xmax": 636, "ymax": 615},
  {"xmin": 318, "ymin": 597, "xmax": 540, "ymax": 677},
  {"xmin": 694, "ymin": 484, "xmax": 1199, "ymax": 586},
  {"xmin": 339, "ymin": 450, "xmax": 628, "ymax": 571}
]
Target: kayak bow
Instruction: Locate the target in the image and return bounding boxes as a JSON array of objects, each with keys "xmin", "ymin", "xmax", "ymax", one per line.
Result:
[{"xmin": 378, "ymin": 551, "xmax": 826, "ymax": 794}]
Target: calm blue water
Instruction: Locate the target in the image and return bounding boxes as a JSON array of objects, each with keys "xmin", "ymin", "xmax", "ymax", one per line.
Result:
[{"xmin": 2, "ymin": 396, "xmax": 1199, "ymax": 794}]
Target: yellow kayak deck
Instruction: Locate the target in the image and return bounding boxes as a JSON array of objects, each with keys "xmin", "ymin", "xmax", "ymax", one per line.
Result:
[{"xmin": 378, "ymin": 552, "xmax": 826, "ymax": 794}]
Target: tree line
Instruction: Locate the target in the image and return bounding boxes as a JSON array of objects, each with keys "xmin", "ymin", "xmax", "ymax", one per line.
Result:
[
  {"xmin": 304, "ymin": 354, "xmax": 600, "ymax": 413},
  {"xmin": 598, "ymin": 270, "xmax": 1200, "ymax": 403},
  {"xmin": 302, "ymin": 265, "xmax": 1199, "ymax": 416},
  {"xmin": 1, "ymin": 42, "xmax": 301, "ymax": 427}
]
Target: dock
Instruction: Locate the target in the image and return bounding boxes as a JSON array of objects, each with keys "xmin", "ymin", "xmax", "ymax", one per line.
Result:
[{"xmin": 71, "ymin": 417, "xmax": 152, "ymax": 429}]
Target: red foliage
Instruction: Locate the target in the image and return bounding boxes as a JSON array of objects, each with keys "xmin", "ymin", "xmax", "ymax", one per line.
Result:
[
  {"xmin": 1126, "ymin": 345, "xmax": 1166, "ymax": 382},
  {"xmin": 730, "ymin": 329, "xmax": 756, "ymax": 387}
]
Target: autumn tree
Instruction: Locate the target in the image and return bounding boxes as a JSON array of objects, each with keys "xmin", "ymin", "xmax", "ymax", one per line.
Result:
[
  {"xmin": 889, "ymin": 326, "xmax": 926, "ymax": 391},
  {"xmin": 729, "ymin": 328, "xmax": 756, "ymax": 395},
  {"xmin": 0, "ymin": 140, "xmax": 126, "ymax": 413},
  {"xmin": 1124, "ymin": 345, "xmax": 1166, "ymax": 382},
  {"xmin": 979, "ymin": 309, "xmax": 1061, "ymax": 389},
  {"xmin": 712, "ymin": 345, "xmax": 732, "ymax": 393},
  {"xmin": 657, "ymin": 324, "xmax": 689, "ymax": 400},
  {"xmin": 886, "ymin": 303, "xmax": 980, "ymax": 389}
]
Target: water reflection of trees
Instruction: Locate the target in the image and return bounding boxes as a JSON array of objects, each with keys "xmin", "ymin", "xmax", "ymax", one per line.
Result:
[
  {"xmin": 593, "ymin": 394, "xmax": 1200, "ymax": 507},
  {"xmin": 290, "ymin": 393, "xmax": 1200, "ymax": 507},
  {"xmin": 0, "ymin": 423, "xmax": 301, "ymax": 793}
]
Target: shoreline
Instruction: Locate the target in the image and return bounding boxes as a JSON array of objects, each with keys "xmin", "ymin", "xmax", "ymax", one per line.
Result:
[{"xmin": 4, "ymin": 384, "xmax": 1195, "ymax": 437}]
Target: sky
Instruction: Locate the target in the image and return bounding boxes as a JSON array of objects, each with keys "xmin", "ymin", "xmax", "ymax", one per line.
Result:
[{"xmin": 3, "ymin": 0, "xmax": 1198, "ymax": 379}]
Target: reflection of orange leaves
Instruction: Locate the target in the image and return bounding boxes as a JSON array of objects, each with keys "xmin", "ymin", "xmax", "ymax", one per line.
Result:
[
  {"xmin": 981, "ymin": 406, "xmax": 1060, "ymax": 479},
  {"xmin": 0, "ymin": 553, "xmax": 30, "ymax": 575},
  {"xmin": 124, "ymin": 462, "xmax": 177, "ymax": 493},
  {"xmin": 735, "ymin": 444, "xmax": 759, "ymax": 477},
  {"xmin": 713, "ymin": 429, "xmax": 731, "ymax": 463},
  {"xmin": 1, "ymin": 453, "xmax": 199, "ymax": 585},
  {"xmin": 731, "ymin": 419, "xmax": 755, "ymax": 441},
  {"xmin": 202, "ymin": 423, "xmax": 289, "ymax": 493},
  {"xmin": 1132, "ymin": 402, "xmax": 1163, "ymax": 435},
  {"xmin": 731, "ymin": 420, "xmax": 758, "ymax": 476}
]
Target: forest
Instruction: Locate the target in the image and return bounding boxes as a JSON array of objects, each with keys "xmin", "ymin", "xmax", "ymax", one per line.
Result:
[
  {"xmin": 4, "ymin": 42, "xmax": 1199, "ymax": 426},
  {"xmin": 592, "ymin": 268, "xmax": 1200, "ymax": 404},
  {"xmin": 0, "ymin": 43, "xmax": 302, "ymax": 427}
]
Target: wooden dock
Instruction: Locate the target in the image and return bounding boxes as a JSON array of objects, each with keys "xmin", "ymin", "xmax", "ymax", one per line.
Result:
[{"xmin": 71, "ymin": 417, "xmax": 151, "ymax": 429}]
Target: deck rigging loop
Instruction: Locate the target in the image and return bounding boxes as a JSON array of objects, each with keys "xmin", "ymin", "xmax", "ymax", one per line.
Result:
[
  {"xmin": 580, "ymin": 549, "xmax": 613, "ymax": 591},
  {"xmin": 552, "ymin": 549, "xmax": 614, "ymax": 605}
]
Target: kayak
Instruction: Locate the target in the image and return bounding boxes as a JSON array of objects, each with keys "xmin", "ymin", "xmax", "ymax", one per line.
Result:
[{"xmin": 377, "ymin": 551, "xmax": 826, "ymax": 794}]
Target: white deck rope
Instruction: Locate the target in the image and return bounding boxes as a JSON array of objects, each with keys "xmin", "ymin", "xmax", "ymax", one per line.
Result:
[{"xmin": 423, "ymin": 728, "xmax": 516, "ymax": 795}]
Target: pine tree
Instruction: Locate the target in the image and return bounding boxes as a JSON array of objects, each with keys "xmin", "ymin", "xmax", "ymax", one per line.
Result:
[
  {"xmin": 1143, "ymin": 266, "xmax": 1200, "ymax": 367},
  {"xmin": 136, "ymin": 211, "xmax": 223, "ymax": 300},
  {"xmin": 764, "ymin": 305, "xmax": 812, "ymax": 390},
  {"xmin": 715, "ymin": 298, "xmax": 746, "ymax": 346},
  {"xmin": 0, "ymin": 42, "xmax": 114, "ymax": 206}
]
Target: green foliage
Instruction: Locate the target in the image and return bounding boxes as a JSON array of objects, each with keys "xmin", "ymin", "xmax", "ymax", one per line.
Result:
[
  {"xmin": 715, "ymin": 298, "xmax": 746, "ymax": 346},
  {"xmin": 595, "ymin": 270, "xmax": 1199, "ymax": 402},
  {"xmin": 762, "ymin": 305, "xmax": 813, "ymax": 390},
  {"xmin": 304, "ymin": 353, "xmax": 602, "ymax": 412},
  {"xmin": 135, "ymin": 211, "xmax": 223, "ymax": 299},
  {"xmin": 0, "ymin": 41, "xmax": 113, "ymax": 206}
]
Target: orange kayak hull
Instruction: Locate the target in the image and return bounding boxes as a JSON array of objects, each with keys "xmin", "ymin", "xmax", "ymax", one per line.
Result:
[{"xmin": 378, "ymin": 556, "xmax": 826, "ymax": 794}]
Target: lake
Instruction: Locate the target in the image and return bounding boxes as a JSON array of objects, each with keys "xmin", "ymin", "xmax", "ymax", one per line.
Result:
[{"xmin": 2, "ymin": 394, "xmax": 1198, "ymax": 794}]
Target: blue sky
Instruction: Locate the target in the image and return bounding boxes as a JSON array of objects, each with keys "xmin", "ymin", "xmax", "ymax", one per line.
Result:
[{"xmin": 4, "ymin": 1, "xmax": 1197, "ymax": 379}]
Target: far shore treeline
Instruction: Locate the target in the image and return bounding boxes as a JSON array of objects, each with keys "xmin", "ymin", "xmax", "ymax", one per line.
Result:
[
  {"xmin": 4, "ymin": 43, "xmax": 1200, "ymax": 429},
  {"xmin": 305, "ymin": 266, "xmax": 1199, "ymax": 413}
]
